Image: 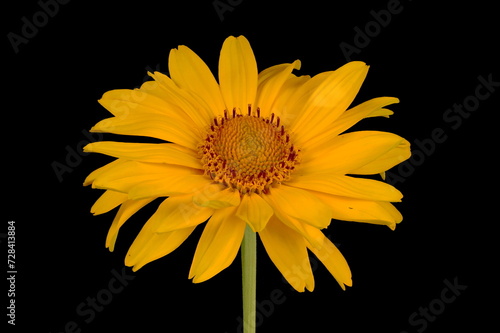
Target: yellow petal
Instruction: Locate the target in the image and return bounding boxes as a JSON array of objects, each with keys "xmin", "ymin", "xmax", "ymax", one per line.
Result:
[
  {"xmin": 145, "ymin": 71, "xmax": 214, "ymax": 128},
  {"xmin": 189, "ymin": 206, "xmax": 246, "ymax": 283},
  {"xmin": 106, "ymin": 198, "xmax": 155, "ymax": 251},
  {"xmin": 277, "ymin": 71, "xmax": 331, "ymax": 127},
  {"xmin": 84, "ymin": 141, "xmax": 202, "ymax": 169},
  {"xmin": 286, "ymin": 175, "xmax": 403, "ymax": 202},
  {"xmin": 271, "ymin": 74, "xmax": 311, "ymax": 127},
  {"xmin": 126, "ymin": 225, "xmax": 196, "ymax": 271},
  {"xmin": 311, "ymin": 190, "xmax": 402, "ymax": 229},
  {"xmin": 289, "ymin": 61, "xmax": 369, "ymax": 146},
  {"xmin": 90, "ymin": 113, "xmax": 200, "ymax": 150},
  {"xmin": 192, "ymin": 183, "xmax": 241, "ymax": 209},
  {"xmin": 299, "ymin": 131, "xmax": 410, "ymax": 175},
  {"xmin": 351, "ymin": 138, "xmax": 411, "ymax": 175},
  {"xmin": 219, "ymin": 36, "xmax": 258, "ymax": 112},
  {"xmin": 263, "ymin": 185, "xmax": 331, "ymax": 229},
  {"xmin": 128, "ymin": 175, "xmax": 213, "ymax": 200},
  {"xmin": 255, "ymin": 60, "xmax": 301, "ymax": 118},
  {"xmin": 89, "ymin": 160, "xmax": 203, "ymax": 195},
  {"xmin": 337, "ymin": 96, "xmax": 399, "ymax": 131},
  {"xmin": 168, "ymin": 45, "xmax": 226, "ymax": 119},
  {"xmin": 303, "ymin": 97, "xmax": 400, "ymax": 151},
  {"xmin": 262, "ymin": 187, "xmax": 326, "ymax": 249},
  {"xmin": 91, "ymin": 190, "xmax": 128, "ymax": 215},
  {"xmin": 148, "ymin": 194, "xmax": 214, "ymax": 233},
  {"xmin": 236, "ymin": 193, "xmax": 273, "ymax": 232},
  {"xmin": 95, "ymin": 88, "xmax": 203, "ymax": 148},
  {"xmin": 306, "ymin": 235, "xmax": 352, "ymax": 290},
  {"xmin": 98, "ymin": 89, "xmax": 189, "ymax": 121},
  {"xmin": 84, "ymin": 159, "xmax": 125, "ymax": 187},
  {"xmin": 259, "ymin": 216, "xmax": 314, "ymax": 292}
]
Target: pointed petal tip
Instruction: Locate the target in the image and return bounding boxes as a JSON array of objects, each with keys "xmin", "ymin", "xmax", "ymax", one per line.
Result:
[
  {"xmin": 191, "ymin": 276, "xmax": 202, "ymax": 284},
  {"xmin": 219, "ymin": 33, "xmax": 258, "ymax": 114},
  {"xmin": 189, "ymin": 272, "xmax": 212, "ymax": 284},
  {"xmin": 125, "ymin": 254, "xmax": 144, "ymax": 272},
  {"xmin": 82, "ymin": 143, "xmax": 93, "ymax": 153},
  {"xmin": 223, "ymin": 35, "xmax": 250, "ymax": 47},
  {"xmin": 345, "ymin": 60, "xmax": 368, "ymax": 68},
  {"xmin": 293, "ymin": 59, "xmax": 302, "ymax": 70},
  {"xmin": 236, "ymin": 193, "xmax": 274, "ymax": 232},
  {"xmin": 233, "ymin": 35, "xmax": 249, "ymax": 41},
  {"xmin": 123, "ymin": 256, "xmax": 137, "ymax": 270},
  {"xmin": 346, "ymin": 61, "xmax": 370, "ymax": 77},
  {"xmin": 340, "ymin": 279, "xmax": 353, "ymax": 290}
]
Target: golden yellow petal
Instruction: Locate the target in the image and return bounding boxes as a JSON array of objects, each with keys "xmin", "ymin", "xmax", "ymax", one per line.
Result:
[
  {"xmin": 255, "ymin": 60, "xmax": 301, "ymax": 118},
  {"xmin": 277, "ymin": 71, "xmax": 331, "ymax": 127},
  {"xmin": 271, "ymin": 74, "xmax": 311, "ymax": 127},
  {"xmin": 192, "ymin": 183, "xmax": 241, "ymax": 209},
  {"xmin": 219, "ymin": 36, "xmax": 258, "ymax": 112},
  {"xmin": 98, "ymin": 88, "xmax": 189, "ymax": 120},
  {"xmin": 168, "ymin": 45, "xmax": 226, "ymax": 119},
  {"xmin": 90, "ymin": 113, "xmax": 201, "ymax": 150},
  {"xmin": 351, "ymin": 139, "xmax": 411, "ymax": 175},
  {"xmin": 89, "ymin": 160, "xmax": 203, "ymax": 196},
  {"xmin": 285, "ymin": 175, "xmax": 403, "ymax": 202},
  {"xmin": 311, "ymin": 190, "xmax": 402, "ymax": 229},
  {"xmin": 91, "ymin": 190, "xmax": 128, "ymax": 215},
  {"xmin": 298, "ymin": 131, "xmax": 410, "ymax": 175},
  {"xmin": 235, "ymin": 193, "xmax": 274, "ymax": 232},
  {"xmin": 289, "ymin": 61, "xmax": 369, "ymax": 146},
  {"xmin": 84, "ymin": 141, "xmax": 202, "ymax": 169},
  {"xmin": 106, "ymin": 197, "xmax": 155, "ymax": 252},
  {"xmin": 83, "ymin": 159, "xmax": 125, "ymax": 187},
  {"xmin": 126, "ymin": 226, "xmax": 196, "ymax": 271},
  {"xmin": 306, "ymin": 235, "xmax": 352, "ymax": 290},
  {"xmin": 263, "ymin": 185, "xmax": 331, "ymax": 229},
  {"xmin": 189, "ymin": 206, "xmax": 246, "ymax": 283},
  {"xmin": 147, "ymin": 194, "xmax": 214, "ymax": 233},
  {"xmin": 303, "ymin": 97, "xmax": 400, "ymax": 150},
  {"xmin": 144, "ymin": 72, "xmax": 214, "ymax": 128},
  {"xmin": 127, "ymin": 174, "xmax": 213, "ymax": 200},
  {"xmin": 262, "ymin": 191, "xmax": 326, "ymax": 250},
  {"xmin": 259, "ymin": 216, "xmax": 315, "ymax": 292}
]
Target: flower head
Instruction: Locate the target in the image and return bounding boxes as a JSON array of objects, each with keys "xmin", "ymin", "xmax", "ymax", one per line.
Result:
[{"xmin": 84, "ymin": 36, "xmax": 410, "ymax": 292}]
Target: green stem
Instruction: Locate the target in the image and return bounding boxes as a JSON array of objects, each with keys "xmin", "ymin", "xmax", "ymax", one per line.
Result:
[{"xmin": 241, "ymin": 225, "xmax": 256, "ymax": 333}]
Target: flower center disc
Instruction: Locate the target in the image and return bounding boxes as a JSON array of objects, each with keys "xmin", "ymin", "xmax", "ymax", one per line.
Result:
[{"xmin": 199, "ymin": 108, "xmax": 299, "ymax": 194}]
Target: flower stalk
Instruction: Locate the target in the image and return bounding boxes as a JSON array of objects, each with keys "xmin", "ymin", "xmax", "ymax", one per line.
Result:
[{"xmin": 241, "ymin": 224, "xmax": 257, "ymax": 333}]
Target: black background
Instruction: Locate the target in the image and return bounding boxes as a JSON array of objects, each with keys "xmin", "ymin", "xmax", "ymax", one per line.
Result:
[{"xmin": 5, "ymin": 0, "xmax": 498, "ymax": 332}]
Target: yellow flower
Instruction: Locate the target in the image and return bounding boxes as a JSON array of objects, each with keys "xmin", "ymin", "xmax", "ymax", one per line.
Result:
[{"xmin": 84, "ymin": 35, "xmax": 410, "ymax": 292}]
